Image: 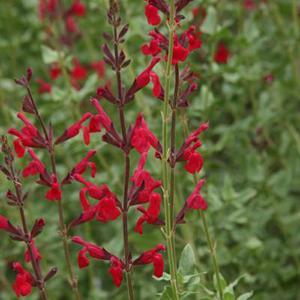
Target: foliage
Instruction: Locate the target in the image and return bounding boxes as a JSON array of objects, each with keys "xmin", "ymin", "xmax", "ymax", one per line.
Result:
[{"xmin": 0, "ymin": 0, "xmax": 299, "ymax": 299}]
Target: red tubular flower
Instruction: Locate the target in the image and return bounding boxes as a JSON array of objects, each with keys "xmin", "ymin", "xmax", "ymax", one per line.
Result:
[
  {"xmin": 150, "ymin": 72, "xmax": 162, "ymax": 97},
  {"xmin": 96, "ymin": 196, "xmax": 121, "ymax": 223},
  {"xmin": 136, "ymin": 57, "xmax": 160, "ymax": 90},
  {"xmin": 126, "ymin": 57, "xmax": 160, "ymax": 100},
  {"xmin": 78, "ymin": 248, "xmax": 90, "ymax": 268},
  {"xmin": 134, "ymin": 193, "xmax": 162, "ymax": 234},
  {"xmin": 91, "ymin": 60, "xmax": 105, "ymax": 78},
  {"xmin": 55, "ymin": 112, "xmax": 92, "ymax": 145},
  {"xmin": 0, "ymin": 215, "xmax": 19, "ymax": 235},
  {"xmin": 70, "ymin": 174, "xmax": 120, "ymax": 226},
  {"xmin": 49, "ymin": 64, "xmax": 61, "ymax": 80},
  {"xmin": 63, "ymin": 150, "xmax": 97, "ymax": 184},
  {"xmin": 184, "ymin": 150, "xmax": 203, "ymax": 174},
  {"xmin": 176, "ymin": 122, "xmax": 208, "ymax": 174},
  {"xmin": 145, "ymin": 4, "xmax": 161, "ymax": 26},
  {"xmin": 36, "ymin": 79, "xmax": 52, "ymax": 94},
  {"xmin": 141, "ymin": 39, "xmax": 162, "ymax": 56},
  {"xmin": 12, "ymin": 262, "xmax": 33, "ymax": 297},
  {"xmin": 25, "ymin": 241, "xmax": 42, "ymax": 263},
  {"xmin": 185, "ymin": 179, "xmax": 207, "ymax": 210},
  {"xmin": 8, "ymin": 113, "xmax": 46, "ymax": 157},
  {"xmin": 172, "ymin": 41, "xmax": 189, "ymax": 65},
  {"xmin": 70, "ymin": 59, "xmax": 88, "ymax": 81},
  {"xmin": 70, "ymin": 0, "xmax": 86, "ymax": 16},
  {"xmin": 133, "ymin": 244, "xmax": 166, "ymax": 278},
  {"xmin": 131, "ymin": 113, "xmax": 161, "ymax": 154},
  {"xmin": 90, "ymin": 98, "xmax": 112, "ymax": 132},
  {"xmin": 65, "ymin": 16, "xmax": 78, "ymax": 33},
  {"xmin": 72, "ymin": 236, "xmax": 120, "ymax": 285},
  {"xmin": 186, "ymin": 26, "xmax": 202, "ymax": 51},
  {"xmin": 72, "ymin": 236, "xmax": 112, "ymax": 260},
  {"xmin": 45, "ymin": 175, "xmax": 62, "ymax": 201},
  {"xmin": 22, "ymin": 149, "xmax": 46, "ymax": 177},
  {"xmin": 0, "ymin": 215, "xmax": 9, "ymax": 231},
  {"xmin": 130, "ymin": 152, "xmax": 161, "ymax": 204},
  {"xmin": 214, "ymin": 43, "xmax": 230, "ymax": 64},
  {"xmin": 109, "ymin": 257, "xmax": 124, "ymax": 287}
]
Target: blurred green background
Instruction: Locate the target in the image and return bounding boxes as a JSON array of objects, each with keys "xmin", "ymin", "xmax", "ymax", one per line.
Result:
[{"xmin": 0, "ymin": 0, "xmax": 299, "ymax": 299}]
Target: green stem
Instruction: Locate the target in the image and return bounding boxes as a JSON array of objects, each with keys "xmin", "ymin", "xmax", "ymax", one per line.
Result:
[
  {"xmin": 161, "ymin": 1, "xmax": 180, "ymax": 299},
  {"xmin": 200, "ymin": 211, "xmax": 223, "ymax": 300}
]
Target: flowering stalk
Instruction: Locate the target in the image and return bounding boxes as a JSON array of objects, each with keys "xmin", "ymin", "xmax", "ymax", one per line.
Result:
[
  {"xmin": 161, "ymin": 1, "xmax": 180, "ymax": 298},
  {"xmin": 110, "ymin": 3, "xmax": 135, "ymax": 298},
  {"xmin": 0, "ymin": 136, "xmax": 57, "ymax": 299},
  {"xmin": 10, "ymin": 70, "xmax": 81, "ymax": 299}
]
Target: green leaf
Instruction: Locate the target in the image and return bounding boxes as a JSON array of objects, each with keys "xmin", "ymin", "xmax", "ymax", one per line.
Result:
[
  {"xmin": 237, "ymin": 292, "xmax": 254, "ymax": 300},
  {"xmin": 78, "ymin": 74, "xmax": 98, "ymax": 100},
  {"xmin": 178, "ymin": 244, "xmax": 196, "ymax": 276},
  {"xmin": 201, "ymin": 6, "xmax": 217, "ymax": 35},
  {"xmin": 41, "ymin": 45, "xmax": 60, "ymax": 64}
]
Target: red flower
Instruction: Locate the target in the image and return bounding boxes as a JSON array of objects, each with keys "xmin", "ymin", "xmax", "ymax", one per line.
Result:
[
  {"xmin": 186, "ymin": 179, "xmax": 207, "ymax": 210},
  {"xmin": 172, "ymin": 43, "xmax": 189, "ymax": 65},
  {"xmin": 72, "ymin": 236, "xmax": 122, "ymax": 287},
  {"xmin": 131, "ymin": 114, "xmax": 160, "ymax": 154},
  {"xmin": 22, "ymin": 149, "xmax": 46, "ymax": 177},
  {"xmin": 91, "ymin": 60, "xmax": 105, "ymax": 78},
  {"xmin": 0, "ymin": 215, "xmax": 9, "ymax": 231},
  {"xmin": 8, "ymin": 113, "xmax": 46, "ymax": 157},
  {"xmin": 90, "ymin": 98, "xmax": 113, "ymax": 132},
  {"xmin": 183, "ymin": 145, "xmax": 204, "ymax": 174},
  {"xmin": 130, "ymin": 152, "xmax": 161, "ymax": 204},
  {"xmin": 45, "ymin": 175, "xmax": 62, "ymax": 201},
  {"xmin": 12, "ymin": 262, "xmax": 33, "ymax": 297},
  {"xmin": 49, "ymin": 64, "xmax": 61, "ymax": 80},
  {"xmin": 136, "ymin": 57, "xmax": 160, "ymax": 90},
  {"xmin": 243, "ymin": 0, "xmax": 256, "ymax": 10},
  {"xmin": 36, "ymin": 79, "xmax": 52, "ymax": 94},
  {"xmin": 70, "ymin": 59, "xmax": 88, "ymax": 81},
  {"xmin": 25, "ymin": 241, "xmax": 42, "ymax": 263},
  {"xmin": 263, "ymin": 73, "xmax": 274, "ymax": 84},
  {"xmin": 135, "ymin": 193, "xmax": 162, "ymax": 234},
  {"xmin": 63, "ymin": 150, "xmax": 97, "ymax": 184},
  {"xmin": 70, "ymin": 1, "xmax": 86, "ymax": 17},
  {"xmin": 96, "ymin": 196, "xmax": 121, "ymax": 223},
  {"xmin": 177, "ymin": 122, "xmax": 208, "ymax": 174},
  {"xmin": 150, "ymin": 72, "xmax": 162, "ymax": 97},
  {"xmin": 126, "ymin": 57, "xmax": 160, "ymax": 99},
  {"xmin": 65, "ymin": 16, "xmax": 78, "ymax": 33},
  {"xmin": 186, "ymin": 26, "xmax": 202, "ymax": 51},
  {"xmin": 72, "ymin": 236, "xmax": 112, "ymax": 266},
  {"xmin": 145, "ymin": 4, "xmax": 161, "ymax": 26},
  {"xmin": 70, "ymin": 174, "xmax": 120, "ymax": 226},
  {"xmin": 55, "ymin": 113, "xmax": 92, "ymax": 145},
  {"xmin": 109, "ymin": 257, "xmax": 124, "ymax": 287},
  {"xmin": 141, "ymin": 39, "xmax": 162, "ymax": 56},
  {"xmin": 214, "ymin": 43, "xmax": 230, "ymax": 64},
  {"xmin": 133, "ymin": 244, "xmax": 166, "ymax": 278}
]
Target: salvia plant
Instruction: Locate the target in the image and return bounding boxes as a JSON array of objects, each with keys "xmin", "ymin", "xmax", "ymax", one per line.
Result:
[{"xmin": 0, "ymin": 0, "xmax": 254, "ymax": 299}]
